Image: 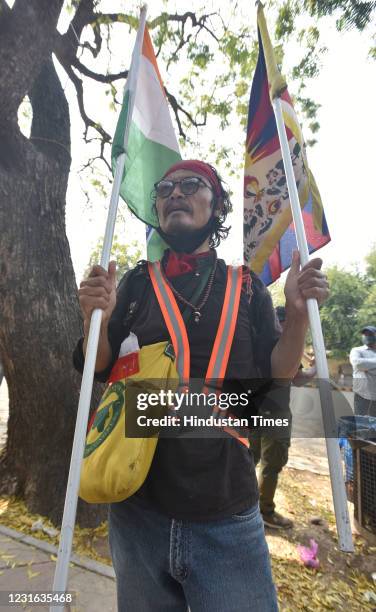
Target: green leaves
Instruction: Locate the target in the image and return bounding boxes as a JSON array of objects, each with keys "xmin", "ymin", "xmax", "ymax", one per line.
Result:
[
  {"xmin": 364, "ymin": 243, "xmax": 376, "ymax": 284},
  {"xmin": 85, "ymin": 235, "xmax": 143, "ymax": 284},
  {"xmin": 357, "ymin": 285, "xmax": 376, "ymax": 332},
  {"xmin": 187, "ymin": 43, "xmax": 214, "ymax": 69},
  {"xmin": 319, "ymin": 265, "xmax": 370, "ymax": 357},
  {"xmin": 90, "ymin": 178, "xmax": 107, "ymax": 199},
  {"xmin": 275, "ymin": 0, "xmax": 299, "ymax": 39},
  {"xmin": 303, "ymin": 0, "xmax": 376, "ymax": 31},
  {"xmin": 295, "ymin": 97, "xmax": 321, "ymax": 120},
  {"xmin": 277, "ymin": 0, "xmax": 376, "ymax": 33}
]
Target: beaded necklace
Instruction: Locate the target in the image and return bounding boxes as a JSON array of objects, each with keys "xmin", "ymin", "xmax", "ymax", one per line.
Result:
[{"xmin": 161, "ymin": 251, "xmax": 218, "ymax": 324}]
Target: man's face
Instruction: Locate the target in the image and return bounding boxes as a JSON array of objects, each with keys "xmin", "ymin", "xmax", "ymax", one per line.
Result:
[
  {"xmin": 155, "ymin": 169, "xmax": 216, "ymax": 235},
  {"xmin": 362, "ymin": 331, "xmax": 376, "ymax": 346}
]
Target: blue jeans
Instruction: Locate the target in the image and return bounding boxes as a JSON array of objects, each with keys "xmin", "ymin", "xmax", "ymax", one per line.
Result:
[
  {"xmin": 109, "ymin": 498, "xmax": 278, "ymax": 611},
  {"xmin": 354, "ymin": 392, "xmax": 376, "ymax": 417}
]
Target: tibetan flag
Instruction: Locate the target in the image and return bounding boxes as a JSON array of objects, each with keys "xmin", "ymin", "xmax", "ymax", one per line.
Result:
[
  {"xmin": 243, "ymin": 4, "xmax": 330, "ymax": 285},
  {"xmin": 112, "ymin": 23, "xmax": 181, "ymax": 261}
]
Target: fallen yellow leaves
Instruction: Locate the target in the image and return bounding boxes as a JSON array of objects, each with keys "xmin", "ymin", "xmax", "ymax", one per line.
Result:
[
  {"xmin": 19, "ymin": 514, "xmax": 34, "ymax": 527},
  {"xmin": 26, "ymin": 568, "xmax": 40, "ymax": 579},
  {"xmin": 1, "ymin": 485, "xmax": 375, "ymax": 611},
  {"xmin": 0, "ymin": 495, "xmax": 110, "ymax": 565},
  {"xmin": 272, "ymin": 553, "xmax": 375, "ymax": 610}
]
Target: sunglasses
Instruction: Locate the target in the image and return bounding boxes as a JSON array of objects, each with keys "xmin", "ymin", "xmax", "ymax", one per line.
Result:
[{"xmin": 154, "ymin": 176, "xmax": 212, "ymax": 199}]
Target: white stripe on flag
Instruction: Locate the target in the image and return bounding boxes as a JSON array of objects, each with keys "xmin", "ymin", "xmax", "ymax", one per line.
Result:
[{"xmin": 132, "ymin": 56, "xmax": 180, "ymax": 153}]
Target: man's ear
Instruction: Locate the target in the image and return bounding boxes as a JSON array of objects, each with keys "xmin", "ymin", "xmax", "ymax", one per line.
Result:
[{"xmin": 213, "ymin": 196, "xmax": 224, "ymax": 217}]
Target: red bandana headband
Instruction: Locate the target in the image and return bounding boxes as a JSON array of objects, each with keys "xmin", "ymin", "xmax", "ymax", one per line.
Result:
[{"xmin": 163, "ymin": 160, "xmax": 222, "ymax": 198}]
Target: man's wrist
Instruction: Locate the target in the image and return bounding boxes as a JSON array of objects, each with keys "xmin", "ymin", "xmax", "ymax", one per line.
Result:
[
  {"xmin": 83, "ymin": 318, "xmax": 109, "ymax": 338},
  {"xmin": 284, "ymin": 305, "xmax": 309, "ymax": 330},
  {"xmin": 83, "ymin": 319, "xmax": 90, "ymax": 337}
]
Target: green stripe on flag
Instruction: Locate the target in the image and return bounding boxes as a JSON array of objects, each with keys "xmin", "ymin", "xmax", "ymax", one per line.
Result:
[
  {"xmin": 112, "ymin": 90, "xmax": 130, "ymax": 159},
  {"xmin": 112, "ymin": 120, "xmax": 181, "ymax": 227},
  {"xmin": 147, "ymin": 228, "xmax": 169, "ymax": 262}
]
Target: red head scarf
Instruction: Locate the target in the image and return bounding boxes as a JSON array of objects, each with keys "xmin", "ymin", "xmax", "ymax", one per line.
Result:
[{"xmin": 163, "ymin": 160, "xmax": 222, "ymax": 198}]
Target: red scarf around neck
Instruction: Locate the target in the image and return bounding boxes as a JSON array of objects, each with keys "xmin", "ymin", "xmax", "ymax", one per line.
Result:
[
  {"xmin": 164, "ymin": 250, "xmax": 253, "ymax": 302},
  {"xmin": 164, "ymin": 250, "xmax": 211, "ymax": 278}
]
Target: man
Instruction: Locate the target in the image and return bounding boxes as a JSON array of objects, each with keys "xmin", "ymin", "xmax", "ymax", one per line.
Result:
[
  {"xmin": 74, "ymin": 160, "xmax": 329, "ymax": 611},
  {"xmin": 250, "ymin": 305, "xmax": 316, "ymax": 530},
  {"xmin": 350, "ymin": 325, "xmax": 376, "ymax": 416}
]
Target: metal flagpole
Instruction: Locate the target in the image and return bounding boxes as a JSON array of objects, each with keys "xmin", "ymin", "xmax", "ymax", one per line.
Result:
[
  {"xmin": 272, "ymin": 96, "xmax": 354, "ymax": 552},
  {"xmin": 50, "ymin": 6, "xmax": 148, "ymax": 609}
]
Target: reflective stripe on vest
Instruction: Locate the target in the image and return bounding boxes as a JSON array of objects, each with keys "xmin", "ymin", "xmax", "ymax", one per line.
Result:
[
  {"xmin": 203, "ymin": 266, "xmax": 249, "ymax": 448},
  {"xmin": 205, "ymin": 266, "xmax": 243, "ymax": 382},
  {"xmin": 148, "ymin": 262, "xmax": 190, "ymax": 388},
  {"xmin": 148, "ymin": 261, "xmax": 248, "ymax": 447}
]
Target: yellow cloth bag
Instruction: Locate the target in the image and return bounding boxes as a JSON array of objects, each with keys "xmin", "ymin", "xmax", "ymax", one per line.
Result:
[{"xmin": 79, "ymin": 341, "xmax": 178, "ymax": 504}]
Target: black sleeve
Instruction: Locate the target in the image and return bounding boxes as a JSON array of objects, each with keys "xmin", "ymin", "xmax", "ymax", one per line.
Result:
[
  {"xmin": 249, "ymin": 271, "xmax": 281, "ymax": 378},
  {"xmin": 72, "ymin": 267, "xmax": 138, "ymax": 383}
]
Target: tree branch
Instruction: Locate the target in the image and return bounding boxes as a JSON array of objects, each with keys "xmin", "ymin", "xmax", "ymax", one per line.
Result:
[
  {"xmin": 89, "ymin": 10, "xmax": 220, "ymax": 43},
  {"xmin": 85, "ymin": 22, "xmax": 102, "ymax": 58},
  {"xmin": 80, "ymin": 139, "xmax": 111, "ymax": 173},
  {"xmin": 62, "ymin": 62, "xmax": 111, "ymax": 145},
  {"xmin": 166, "ymin": 90, "xmax": 207, "ymax": 139},
  {"xmin": 71, "ymin": 57, "xmax": 128, "ymax": 83},
  {"xmin": 149, "ymin": 11, "xmax": 219, "ymax": 42},
  {"xmin": 167, "ymin": 22, "xmax": 191, "ymax": 71},
  {"xmin": 58, "ymin": 0, "xmax": 96, "ymax": 64}
]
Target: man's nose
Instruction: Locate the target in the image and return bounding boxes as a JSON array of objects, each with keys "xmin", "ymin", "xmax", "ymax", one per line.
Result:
[{"xmin": 170, "ymin": 182, "xmax": 184, "ymax": 197}]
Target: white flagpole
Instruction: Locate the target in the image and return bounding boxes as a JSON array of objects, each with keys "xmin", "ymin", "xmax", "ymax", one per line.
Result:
[
  {"xmin": 272, "ymin": 96, "xmax": 354, "ymax": 552},
  {"xmin": 50, "ymin": 6, "xmax": 148, "ymax": 609}
]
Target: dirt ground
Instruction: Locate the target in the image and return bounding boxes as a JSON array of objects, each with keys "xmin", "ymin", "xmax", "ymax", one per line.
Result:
[
  {"xmin": 1, "ymin": 466, "xmax": 375, "ymax": 611},
  {"xmin": 268, "ymin": 468, "xmax": 376, "ymax": 611}
]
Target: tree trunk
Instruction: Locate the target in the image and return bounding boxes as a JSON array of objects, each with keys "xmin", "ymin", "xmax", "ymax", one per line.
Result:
[{"xmin": 0, "ymin": 4, "xmax": 105, "ymax": 527}]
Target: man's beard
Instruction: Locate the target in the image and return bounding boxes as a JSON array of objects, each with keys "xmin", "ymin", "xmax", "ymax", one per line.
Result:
[{"xmin": 156, "ymin": 216, "xmax": 216, "ymax": 254}]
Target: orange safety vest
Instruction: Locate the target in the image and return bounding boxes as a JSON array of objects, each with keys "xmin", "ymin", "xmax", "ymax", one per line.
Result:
[{"xmin": 148, "ymin": 262, "xmax": 250, "ymax": 448}]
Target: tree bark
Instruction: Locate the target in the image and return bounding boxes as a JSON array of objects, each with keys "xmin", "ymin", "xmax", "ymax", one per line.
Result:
[{"xmin": 0, "ymin": 2, "xmax": 105, "ymax": 527}]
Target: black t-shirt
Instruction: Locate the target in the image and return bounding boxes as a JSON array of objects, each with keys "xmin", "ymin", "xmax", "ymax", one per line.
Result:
[{"xmin": 73, "ymin": 253, "xmax": 281, "ymax": 520}]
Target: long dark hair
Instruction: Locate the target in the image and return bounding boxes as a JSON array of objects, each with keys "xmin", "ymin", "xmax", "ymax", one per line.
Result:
[{"xmin": 206, "ymin": 164, "xmax": 232, "ymax": 248}]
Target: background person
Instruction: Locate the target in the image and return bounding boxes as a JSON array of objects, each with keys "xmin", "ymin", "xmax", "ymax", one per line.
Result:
[
  {"xmin": 350, "ymin": 325, "xmax": 376, "ymax": 417},
  {"xmin": 250, "ymin": 305, "xmax": 316, "ymax": 530}
]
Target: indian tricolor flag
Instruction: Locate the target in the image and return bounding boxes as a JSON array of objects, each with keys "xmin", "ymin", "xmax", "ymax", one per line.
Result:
[{"xmin": 112, "ymin": 18, "xmax": 181, "ymax": 260}]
